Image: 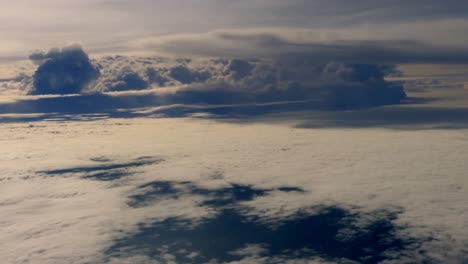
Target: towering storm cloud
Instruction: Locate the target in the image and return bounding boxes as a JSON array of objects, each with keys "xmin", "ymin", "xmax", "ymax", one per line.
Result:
[
  {"xmin": 27, "ymin": 44, "xmax": 100, "ymax": 95},
  {"xmin": 18, "ymin": 51, "xmax": 407, "ymax": 110},
  {"xmin": 156, "ymin": 59, "xmax": 406, "ymax": 109},
  {"xmin": 94, "ymin": 56, "xmax": 406, "ymax": 109}
]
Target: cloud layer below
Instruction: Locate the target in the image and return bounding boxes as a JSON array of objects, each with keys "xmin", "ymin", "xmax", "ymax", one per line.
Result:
[{"xmin": 1, "ymin": 116, "xmax": 467, "ymax": 263}]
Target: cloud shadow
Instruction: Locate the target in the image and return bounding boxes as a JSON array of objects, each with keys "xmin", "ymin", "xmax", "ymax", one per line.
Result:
[
  {"xmin": 38, "ymin": 156, "xmax": 163, "ymax": 181},
  {"xmin": 107, "ymin": 180, "xmax": 426, "ymax": 263},
  {"xmin": 127, "ymin": 181, "xmax": 304, "ymax": 208}
]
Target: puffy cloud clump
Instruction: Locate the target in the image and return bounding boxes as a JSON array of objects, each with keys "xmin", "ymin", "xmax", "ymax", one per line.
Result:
[
  {"xmin": 27, "ymin": 44, "xmax": 100, "ymax": 95},
  {"xmin": 98, "ymin": 67, "xmax": 149, "ymax": 92},
  {"xmin": 145, "ymin": 67, "xmax": 169, "ymax": 86},
  {"xmin": 0, "ymin": 73, "xmax": 32, "ymax": 96},
  {"xmin": 168, "ymin": 65, "xmax": 211, "ymax": 84},
  {"xmin": 19, "ymin": 47, "xmax": 406, "ymax": 110},
  {"xmin": 167, "ymin": 59, "xmax": 406, "ymax": 109},
  {"xmin": 92, "ymin": 56, "xmax": 178, "ymax": 91},
  {"xmin": 225, "ymin": 59, "xmax": 255, "ymax": 79},
  {"xmin": 319, "ymin": 62, "xmax": 406, "ymax": 109}
]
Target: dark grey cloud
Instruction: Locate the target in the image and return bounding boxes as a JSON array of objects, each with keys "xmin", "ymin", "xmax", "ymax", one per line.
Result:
[
  {"xmin": 145, "ymin": 67, "xmax": 169, "ymax": 86},
  {"xmin": 27, "ymin": 44, "xmax": 100, "ymax": 95},
  {"xmin": 168, "ymin": 65, "xmax": 211, "ymax": 84},
  {"xmin": 165, "ymin": 60, "xmax": 406, "ymax": 109},
  {"xmin": 92, "ymin": 57, "xmax": 404, "ymax": 109},
  {"xmin": 226, "ymin": 59, "xmax": 255, "ymax": 79},
  {"xmin": 17, "ymin": 52, "xmax": 407, "ymax": 110},
  {"xmin": 103, "ymin": 67, "xmax": 149, "ymax": 92},
  {"xmin": 16, "ymin": 43, "xmax": 407, "ymax": 110},
  {"xmin": 148, "ymin": 30, "xmax": 468, "ymax": 65}
]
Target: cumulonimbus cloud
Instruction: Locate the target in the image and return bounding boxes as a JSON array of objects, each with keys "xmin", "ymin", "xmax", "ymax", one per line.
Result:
[
  {"xmin": 164, "ymin": 60, "xmax": 406, "ymax": 109},
  {"xmin": 27, "ymin": 44, "xmax": 101, "ymax": 95},
  {"xmin": 21, "ymin": 43, "xmax": 407, "ymax": 110}
]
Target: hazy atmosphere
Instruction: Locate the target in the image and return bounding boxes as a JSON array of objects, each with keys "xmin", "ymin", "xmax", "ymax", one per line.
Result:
[{"xmin": 1, "ymin": 1, "xmax": 467, "ymax": 264}]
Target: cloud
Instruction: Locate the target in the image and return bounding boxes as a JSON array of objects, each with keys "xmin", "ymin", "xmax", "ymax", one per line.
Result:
[
  {"xmin": 133, "ymin": 26, "xmax": 468, "ymax": 64},
  {"xmin": 0, "ymin": 73, "xmax": 32, "ymax": 97},
  {"xmin": 145, "ymin": 67, "xmax": 169, "ymax": 86},
  {"xmin": 226, "ymin": 59, "xmax": 255, "ymax": 79},
  {"xmin": 10, "ymin": 42, "xmax": 407, "ymax": 109},
  {"xmin": 7, "ymin": 53, "xmax": 406, "ymax": 110},
  {"xmin": 164, "ymin": 60, "xmax": 406, "ymax": 109},
  {"xmin": 27, "ymin": 44, "xmax": 100, "ymax": 95},
  {"xmin": 96, "ymin": 67, "xmax": 149, "ymax": 92},
  {"xmin": 1, "ymin": 112, "xmax": 467, "ymax": 263},
  {"xmin": 130, "ymin": 57, "xmax": 405, "ymax": 109},
  {"xmin": 168, "ymin": 65, "xmax": 211, "ymax": 84}
]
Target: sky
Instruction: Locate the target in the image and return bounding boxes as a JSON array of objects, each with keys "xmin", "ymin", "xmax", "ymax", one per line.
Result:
[{"xmin": 1, "ymin": 0, "xmax": 468, "ymax": 63}]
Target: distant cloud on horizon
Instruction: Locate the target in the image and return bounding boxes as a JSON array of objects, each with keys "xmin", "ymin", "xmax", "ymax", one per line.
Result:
[{"xmin": 10, "ymin": 44, "xmax": 405, "ymax": 110}]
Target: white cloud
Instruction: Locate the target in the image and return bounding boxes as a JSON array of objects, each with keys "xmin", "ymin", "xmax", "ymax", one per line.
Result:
[{"xmin": 0, "ymin": 116, "xmax": 467, "ymax": 263}]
